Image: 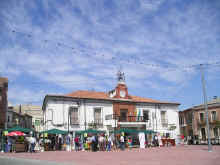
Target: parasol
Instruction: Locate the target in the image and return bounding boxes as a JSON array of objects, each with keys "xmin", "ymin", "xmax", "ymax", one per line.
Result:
[{"xmin": 7, "ymin": 131, "xmax": 25, "ymax": 136}]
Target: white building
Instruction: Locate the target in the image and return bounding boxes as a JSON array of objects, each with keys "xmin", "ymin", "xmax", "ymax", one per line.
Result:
[{"xmin": 42, "ymin": 71, "xmax": 180, "ymax": 141}]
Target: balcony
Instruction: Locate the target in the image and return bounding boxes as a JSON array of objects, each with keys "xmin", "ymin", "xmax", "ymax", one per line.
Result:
[
  {"xmin": 105, "ymin": 114, "xmax": 149, "ymax": 122},
  {"xmin": 197, "ymin": 119, "xmax": 206, "ymax": 126},
  {"xmin": 70, "ymin": 117, "xmax": 79, "ymax": 125},
  {"xmin": 119, "ymin": 116, "xmax": 148, "ymax": 122},
  {"xmin": 88, "ymin": 118, "xmax": 103, "ymax": 128},
  {"xmin": 161, "ymin": 119, "xmax": 168, "ymax": 127}
]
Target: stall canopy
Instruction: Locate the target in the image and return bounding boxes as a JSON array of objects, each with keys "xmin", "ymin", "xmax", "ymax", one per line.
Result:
[
  {"xmin": 112, "ymin": 129, "xmax": 156, "ymax": 134},
  {"xmin": 6, "ymin": 126, "xmax": 33, "ymax": 133},
  {"xmin": 75, "ymin": 129, "xmax": 105, "ymax": 134},
  {"xmin": 7, "ymin": 131, "xmax": 25, "ymax": 136},
  {"xmin": 41, "ymin": 129, "xmax": 68, "ymax": 135}
]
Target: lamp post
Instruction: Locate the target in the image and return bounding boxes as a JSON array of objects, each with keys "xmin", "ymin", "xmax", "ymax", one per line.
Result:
[
  {"xmin": 68, "ymin": 108, "xmax": 70, "ymax": 134},
  {"xmin": 200, "ymin": 64, "xmax": 212, "ymax": 152},
  {"xmin": 114, "ymin": 113, "xmax": 117, "ymax": 148},
  {"xmin": 1, "ymin": 131, "xmax": 4, "ymax": 152}
]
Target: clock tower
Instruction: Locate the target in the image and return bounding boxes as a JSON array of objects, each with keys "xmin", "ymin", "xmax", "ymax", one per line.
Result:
[{"xmin": 114, "ymin": 70, "xmax": 130, "ymax": 99}]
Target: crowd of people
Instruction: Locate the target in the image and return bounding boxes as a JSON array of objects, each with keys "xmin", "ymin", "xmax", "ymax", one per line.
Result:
[
  {"xmin": 3, "ymin": 135, "xmax": 37, "ymax": 153},
  {"xmin": 2, "ymin": 132, "xmax": 175, "ymax": 153}
]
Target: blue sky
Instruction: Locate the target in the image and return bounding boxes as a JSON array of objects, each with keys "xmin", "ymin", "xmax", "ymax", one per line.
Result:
[{"xmin": 0, "ymin": 0, "xmax": 220, "ymax": 110}]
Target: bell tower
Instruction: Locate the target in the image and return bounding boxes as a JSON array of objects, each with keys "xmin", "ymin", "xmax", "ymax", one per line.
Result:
[{"xmin": 114, "ymin": 70, "xmax": 129, "ymax": 99}]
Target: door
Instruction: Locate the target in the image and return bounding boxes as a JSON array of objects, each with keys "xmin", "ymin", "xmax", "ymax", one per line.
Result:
[{"xmin": 201, "ymin": 128, "xmax": 206, "ymax": 140}]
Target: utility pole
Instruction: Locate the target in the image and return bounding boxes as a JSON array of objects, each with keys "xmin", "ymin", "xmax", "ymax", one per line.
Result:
[
  {"xmin": 68, "ymin": 108, "xmax": 70, "ymax": 134},
  {"xmin": 200, "ymin": 64, "xmax": 212, "ymax": 152}
]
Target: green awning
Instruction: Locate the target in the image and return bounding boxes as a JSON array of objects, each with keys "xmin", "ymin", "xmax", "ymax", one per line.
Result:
[
  {"xmin": 75, "ymin": 129, "xmax": 105, "ymax": 134},
  {"xmin": 111, "ymin": 129, "xmax": 156, "ymax": 134},
  {"xmin": 6, "ymin": 126, "xmax": 33, "ymax": 133},
  {"xmin": 41, "ymin": 129, "xmax": 68, "ymax": 135}
]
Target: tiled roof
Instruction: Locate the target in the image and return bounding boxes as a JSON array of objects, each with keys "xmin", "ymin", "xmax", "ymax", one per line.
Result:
[
  {"xmin": 0, "ymin": 77, "xmax": 8, "ymax": 83},
  {"xmin": 65, "ymin": 90, "xmax": 179, "ymax": 105},
  {"xmin": 66, "ymin": 90, "xmax": 110, "ymax": 100}
]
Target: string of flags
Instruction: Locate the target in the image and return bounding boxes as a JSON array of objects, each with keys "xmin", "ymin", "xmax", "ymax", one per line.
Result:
[{"xmin": 8, "ymin": 28, "xmax": 220, "ymax": 73}]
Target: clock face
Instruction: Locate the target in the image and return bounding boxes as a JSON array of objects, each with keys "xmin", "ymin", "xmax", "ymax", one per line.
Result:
[{"xmin": 120, "ymin": 90, "xmax": 126, "ymax": 98}]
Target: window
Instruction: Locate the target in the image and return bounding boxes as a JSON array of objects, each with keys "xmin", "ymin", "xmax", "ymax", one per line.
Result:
[
  {"xmin": 8, "ymin": 116, "xmax": 10, "ymax": 122},
  {"xmin": 179, "ymin": 116, "xmax": 184, "ymax": 125},
  {"xmin": 213, "ymin": 128, "xmax": 218, "ymax": 138},
  {"xmin": 211, "ymin": 111, "xmax": 217, "ymax": 121},
  {"xmin": 143, "ymin": 110, "xmax": 149, "ymax": 121},
  {"xmin": 161, "ymin": 111, "xmax": 168, "ymax": 127},
  {"xmin": 200, "ymin": 113, "xmax": 204, "ymax": 122},
  {"xmin": 201, "ymin": 128, "xmax": 206, "ymax": 140},
  {"xmin": 35, "ymin": 120, "xmax": 40, "ymax": 126},
  {"xmin": 186, "ymin": 112, "xmax": 193, "ymax": 124},
  {"xmin": 120, "ymin": 109, "xmax": 128, "ymax": 122},
  {"xmin": 69, "ymin": 107, "xmax": 78, "ymax": 124},
  {"xmin": 94, "ymin": 108, "xmax": 102, "ymax": 124}
]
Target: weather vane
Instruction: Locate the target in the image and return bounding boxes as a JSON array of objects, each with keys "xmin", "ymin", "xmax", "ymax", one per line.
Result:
[{"xmin": 117, "ymin": 65, "xmax": 125, "ymax": 83}]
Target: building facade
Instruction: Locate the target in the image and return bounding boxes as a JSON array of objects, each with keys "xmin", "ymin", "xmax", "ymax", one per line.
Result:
[
  {"xmin": 0, "ymin": 77, "xmax": 8, "ymax": 130},
  {"xmin": 42, "ymin": 72, "xmax": 180, "ymax": 141},
  {"xmin": 179, "ymin": 97, "xmax": 220, "ymax": 144},
  {"xmin": 7, "ymin": 104, "xmax": 33, "ymax": 130},
  {"xmin": 12, "ymin": 105, "xmax": 43, "ymax": 132}
]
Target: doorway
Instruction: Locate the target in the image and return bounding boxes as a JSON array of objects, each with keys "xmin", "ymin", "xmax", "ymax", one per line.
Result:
[{"xmin": 201, "ymin": 128, "xmax": 206, "ymax": 140}]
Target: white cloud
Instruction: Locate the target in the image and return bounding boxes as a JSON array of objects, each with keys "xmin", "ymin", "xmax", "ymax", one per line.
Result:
[{"xmin": 0, "ymin": 0, "xmax": 220, "ymax": 107}]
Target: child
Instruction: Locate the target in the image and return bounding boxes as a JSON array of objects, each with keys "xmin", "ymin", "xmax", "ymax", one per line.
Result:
[{"xmin": 128, "ymin": 137, "xmax": 132, "ymax": 150}]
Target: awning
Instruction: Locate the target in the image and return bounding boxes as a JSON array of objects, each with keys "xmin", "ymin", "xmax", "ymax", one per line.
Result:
[
  {"xmin": 6, "ymin": 126, "xmax": 33, "ymax": 133},
  {"xmin": 75, "ymin": 129, "xmax": 105, "ymax": 134},
  {"xmin": 111, "ymin": 128, "xmax": 156, "ymax": 134},
  {"xmin": 41, "ymin": 129, "xmax": 68, "ymax": 135},
  {"xmin": 7, "ymin": 131, "xmax": 25, "ymax": 136}
]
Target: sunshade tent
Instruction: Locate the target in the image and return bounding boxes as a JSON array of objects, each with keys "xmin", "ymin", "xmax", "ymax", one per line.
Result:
[
  {"xmin": 6, "ymin": 126, "xmax": 33, "ymax": 133},
  {"xmin": 75, "ymin": 129, "xmax": 105, "ymax": 134},
  {"xmin": 41, "ymin": 129, "xmax": 68, "ymax": 135},
  {"xmin": 7, "ymin": 131, "xmax": 25, "ymax": 136},
  {"xmin": 112, "ymin": 129, "xmax": 156, "ymax": 134}
]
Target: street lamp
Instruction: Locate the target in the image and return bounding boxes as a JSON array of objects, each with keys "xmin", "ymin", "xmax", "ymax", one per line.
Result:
[{"xmin": 200, "ymin": 64, "xmax": 212, "ymax": 152}]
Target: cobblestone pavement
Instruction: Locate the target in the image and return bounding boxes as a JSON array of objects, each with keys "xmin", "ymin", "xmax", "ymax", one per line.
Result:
[{"xmin": 0, "ymin": 145, "xmax": 220, "ymax": 165}]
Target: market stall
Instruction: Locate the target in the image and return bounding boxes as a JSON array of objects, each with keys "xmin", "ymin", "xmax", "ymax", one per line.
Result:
[
  {"xmin": 40, "ymin": 129, "xmax": 68, "ymax": 151},
  {"xmin": 6, "ymin": 131, "xmax": 27, "ymax": 152},
  {"xmin": 111, "ymin": 129, "xmax": 156, "ymax": 148},
  {"xmin": 75, "ymin": 129, "xmax": 106, "ymax": 150},
  {"xmin": 3, "ymin": 126, "xmax": 34, "ymax": 152}
]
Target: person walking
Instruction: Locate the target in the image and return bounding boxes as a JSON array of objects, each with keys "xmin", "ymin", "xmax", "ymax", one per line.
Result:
[
  {"xmin": 158, "ymin": 133, "xmax": 163, "ymax": 147},
  {"xmin": 99, "ymin": 135, "xmax": 104, "ymax": 151},
  {"xmin": 91, "ymin": 135, "xmax": 96, "ymax": 152},
  {"xmin": 30, "ymin": 136, "xmax": 36, "ymax": 153},
  {"xmin": 128, "ymin": 137, "xmax": 132, "ymax": 150},
  {"xmin": 74, "ymin": 136, "xmax": 79, "ymax": 151},
  {"xmin": 107, "ymin": 136, "xmax": 112, "ymax": 151},
  {"xmin": 120, "ymin": 135, "xmax": 125, "ymax": 151}
]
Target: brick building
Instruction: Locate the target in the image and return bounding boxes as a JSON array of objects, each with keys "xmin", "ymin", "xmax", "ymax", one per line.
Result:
[
  {"xmin": 0, "ymin": 77, "xmax": 8, "ymax": 130},
  {"xmin": 179, "ymin": 97, "xmax": 220, "ymax": 144}
]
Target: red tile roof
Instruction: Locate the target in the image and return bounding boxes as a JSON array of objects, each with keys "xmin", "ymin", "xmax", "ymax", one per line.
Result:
[
  {"xmin": 65, "ymin": 90, "xmax": 179, "ymax": 105},
  {"xmin": 66, "ymin": 90, "xmax": 110, "ymax": 100}
]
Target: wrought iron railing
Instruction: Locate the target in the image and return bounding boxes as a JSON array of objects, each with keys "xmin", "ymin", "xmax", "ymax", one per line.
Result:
[
  {"xmin": 70, "ymin": 117, "xmax": 79, "ymax": 125},
  {"xmin": 161, "ymin": 119, "xmax": 168, "ymax": 127},
  {"xmin": 105, "ymin": 114, "xmax": 149, "ymax": 122}
]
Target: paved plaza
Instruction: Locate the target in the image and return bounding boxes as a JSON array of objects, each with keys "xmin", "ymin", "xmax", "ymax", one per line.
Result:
[{"xmin": 1, "ymin": 145, "xmax": 220, "ymax": 165}]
